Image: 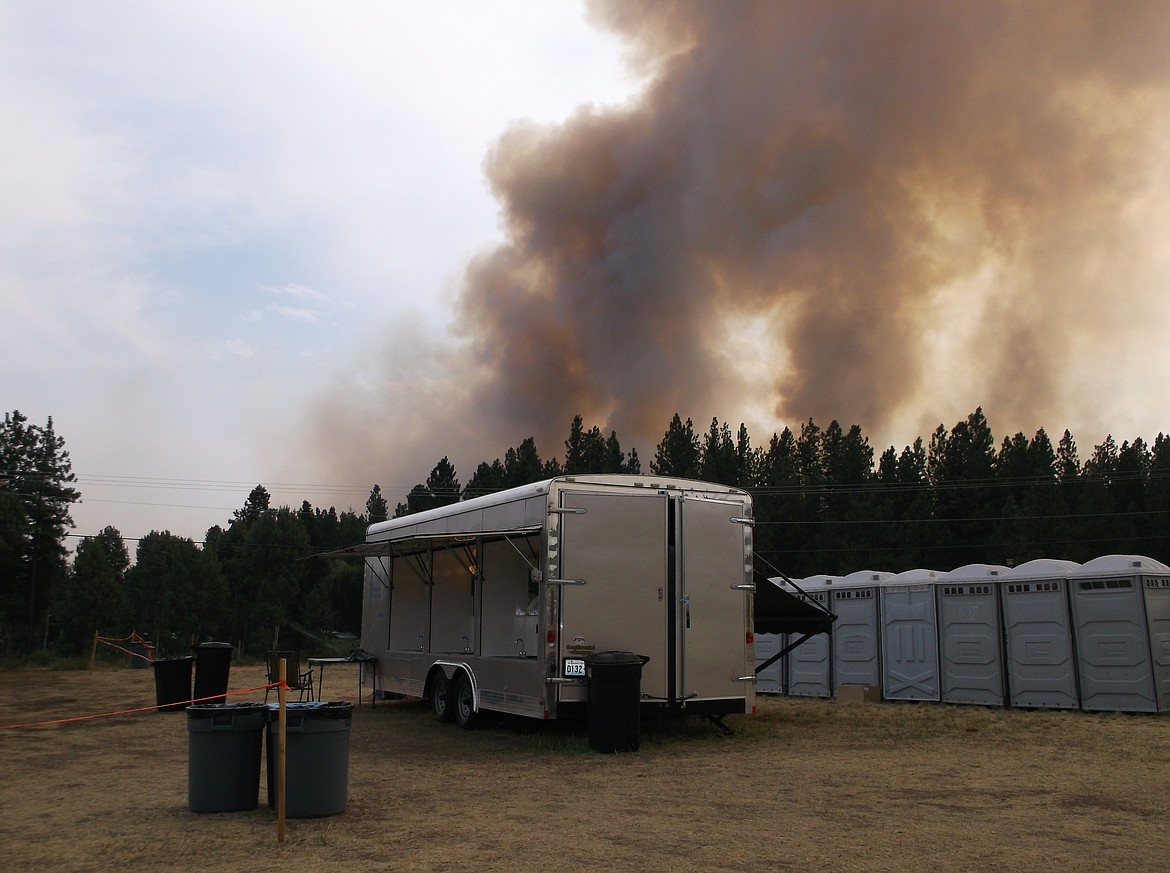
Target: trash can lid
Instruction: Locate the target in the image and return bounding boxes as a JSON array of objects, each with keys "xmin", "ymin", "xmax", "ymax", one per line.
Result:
[
  {"xmin": 187, "ymin": 702, "xmax": 268, "ymax": 718},
  {"xmin": 583, "ymin": 651, "xmax": 650, "ymax": 666},
  {"xmin": 152, "ymin": 655, "xmax": 195, "ymax": 663},
  {"xmin": 264, "ymin": 701, "xmax": 353, "ymax": 719},
  {"xmin": 193, "ymin": 641, "xmax": 233, "ymax": 650}
]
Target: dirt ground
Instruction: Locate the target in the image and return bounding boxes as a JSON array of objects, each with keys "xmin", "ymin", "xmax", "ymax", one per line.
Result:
[{"xmin": 1, "ymin": 664, "xmax": 1168, "ymax": 873}]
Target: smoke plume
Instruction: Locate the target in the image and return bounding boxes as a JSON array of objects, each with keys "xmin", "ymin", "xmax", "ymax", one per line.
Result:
[{"xmin": 303, "ymin": 1, "xmax": 1170, "ymax": 492}]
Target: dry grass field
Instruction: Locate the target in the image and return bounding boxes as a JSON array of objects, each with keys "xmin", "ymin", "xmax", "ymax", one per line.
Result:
[{"xmin": 1, "ymin": 664, "xmax": 1168, "ymax": 872}]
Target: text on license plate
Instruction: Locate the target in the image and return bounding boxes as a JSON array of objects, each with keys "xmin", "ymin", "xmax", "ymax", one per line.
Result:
[{"xmin": 563, "ymin": 658, "xmax": 586, "ymax": 678}]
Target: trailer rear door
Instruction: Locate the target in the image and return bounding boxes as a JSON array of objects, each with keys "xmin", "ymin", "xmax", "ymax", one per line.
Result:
[
  {"xmin": 558, "ymin": 490, "xmax": 670, "ymax": 700},
  {"xmin": 678, "ymin": 495, "xmax": 752, "ymax": 704}
]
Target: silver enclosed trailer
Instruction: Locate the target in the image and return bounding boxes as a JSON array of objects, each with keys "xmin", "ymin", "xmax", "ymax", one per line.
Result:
[{"xmin": 354, "ymin": 475, "xmax": 757, "ymax": 728}]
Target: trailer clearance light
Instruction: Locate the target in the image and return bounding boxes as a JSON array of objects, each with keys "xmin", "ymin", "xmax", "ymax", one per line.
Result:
[
  {"xmin": 547, "ymin": 630, "xmax": 556, "ymax": 645},
  {"xmin": 746, "ymin": 632, "xmax": 754, "ymax": 644}
]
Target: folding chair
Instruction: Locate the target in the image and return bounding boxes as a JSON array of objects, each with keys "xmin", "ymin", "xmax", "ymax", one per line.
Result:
[{"xmin": 265, "ymin": 650, "xmax": 316, "ymax": 702}]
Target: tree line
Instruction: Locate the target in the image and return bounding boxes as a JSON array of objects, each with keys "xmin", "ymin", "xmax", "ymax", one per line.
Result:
[{"xmin": 4, "ymin": 408, "xmax": 1170, "ymax": 660}]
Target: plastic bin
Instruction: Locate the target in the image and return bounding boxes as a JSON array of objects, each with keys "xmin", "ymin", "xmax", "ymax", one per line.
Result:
[
  {"xmin": 130, "ymin": 639, "xmax": 153, "ymax": 668},
  {"xmin": 583, "ymin": 651, "xmax": 649, "ymax": 753},
  {"xmin": 153, "ymin": 655, "xmax": 194, "ymax": 711},
  {"xmin": 186, "ymin": 703, "xmax": 268, "ymax": 813},
  {"xmin": 192, "ymin": 641, "xmax": 233, "ymax": 705},
  {"xmin": 265, "ymin": 701, "xmax": 354, "ymax": 817}
]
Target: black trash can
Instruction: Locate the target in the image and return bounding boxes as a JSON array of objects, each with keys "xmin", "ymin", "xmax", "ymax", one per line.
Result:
[
  {"xmin": 192, "ymin": 641, "xmax": 233, "ymax": 705},
  {"xmin": 153, "ymin": 655, "xmax": 194, "ymax": 712},
  {"xmin": 186, "ymin": 703, "xmax": 268, "ymax": 813},
  {"xmin": 265, "ymin": 701, "xmax": 354, "ymax": 818},
  {"xmin": 583, "ymin": 651, "xmax": 649, "ymax": 753},
  {"xmin": 130, "ymin": 639, "xmax": 153, "ymax": 669}
]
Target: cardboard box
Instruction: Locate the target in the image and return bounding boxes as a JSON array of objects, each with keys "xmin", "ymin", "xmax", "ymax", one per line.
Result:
[{"xmin": 836, "ymin": 684, "xmax": 881, "ymax": 704}]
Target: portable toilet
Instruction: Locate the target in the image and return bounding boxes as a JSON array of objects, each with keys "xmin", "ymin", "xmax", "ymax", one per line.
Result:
[
  {"xmin": 880, "ymin": 569, "xmax": 943, "ymax": 701},
  {"xmin": 1001, "ymin": 558, "xmax": 1081, "ymax": 709},
  {"xmin": 937, "ymin": 564, "xmax": 1009, "ymax": 706},
  {"xmin": 1069, "ymin": 555, "xmax": 1170, "ymax": 713},
  {"xmin": 754, "ymin": 632, "xmax": 786, "ymax": 694},
  {"xmin": 831, "ymin": 570, "xmax": 891, "ymax": 694},
  {"xmin": 779, "ymin": 575, "xmax": 836, "ymax": 698}
]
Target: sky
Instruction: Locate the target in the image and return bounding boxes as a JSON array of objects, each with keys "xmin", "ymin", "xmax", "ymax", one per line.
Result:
[{"xmin": 4, "ymin": 1, "xmax": 1170, "ymax": 548}]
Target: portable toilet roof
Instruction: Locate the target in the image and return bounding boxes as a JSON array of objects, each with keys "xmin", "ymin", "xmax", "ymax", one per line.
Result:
[
  {"xmin": 937, "ymin": 564, "xmax": 1009, "ymax": 706},
  {"xmin": 1069, "ymin": 554, "xmax": 1170, "ymax": 712},
  {"xmin": 1078, "ymin": 554, "xmax": 1170, "ymax": 576},
  {"xmin": 1008, "ymin": 558, "xmax": 1081, "ymax": 579},
  {"xmin": 884, "ymin": 568, "xmax": 945, "ymax": 585},
  {"xmin": 943, "ymin": 563, "xmax": 1010, "ymax": 580},
  {"xmin": 840, "ymin": 569, "xmax": 894, "ymax": 586}
]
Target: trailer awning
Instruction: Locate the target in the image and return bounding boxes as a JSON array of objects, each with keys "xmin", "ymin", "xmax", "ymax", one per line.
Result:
[
  {"xmin": 753, "ymin": 578, "xmax": 837, "ymax": 635},
  {"xmin": 310, "ymin": 525, "xmax": 544, "ymax": 561}
]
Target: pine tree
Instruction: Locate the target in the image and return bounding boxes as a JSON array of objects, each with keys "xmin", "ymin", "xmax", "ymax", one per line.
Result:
[
  {"xmin": 651, "ymin": 414, "xmax": 700, "ymax": 478},
  {"xmin": 0, "ymin": 411, "xmax": 80, "ymax": 652}
]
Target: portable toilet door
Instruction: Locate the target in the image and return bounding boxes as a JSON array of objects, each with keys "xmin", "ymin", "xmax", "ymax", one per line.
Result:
[
  {"xmin": 937, "ymin": 564, "xmax": 1009, "ymax": 706},
  {"xmin": 831, "ymin": 570, "xmax": 891, "ymax": 694},
  {"xmin": 1001, "ymin": 558, "xmax": 1081, "ymax": 710},
  {"xmin": 1070, "ymin": 555, "xmax": 1170, "ymax": 713},
  {"xmin": 754, "ymin": 632, "xmax": 786, "ymax": 694},
  {"xmin": 780, "ymin": 575, "xmax": 835, "ymax": 698},
  {"xmin": 880, "ymin": 569, "xmax": 943, "ymax": 701}
]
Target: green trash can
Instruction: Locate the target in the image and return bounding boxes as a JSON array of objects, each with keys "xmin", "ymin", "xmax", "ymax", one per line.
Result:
[
  {"xmin": 187, "ymin": 703, "xmax": 267, "ymax": 813},
  {"xmin": 265, "ymin": 701, "xmax": 353, "ymax": 818},
  {"xmin": 192, "ymin": 641, "xmax": 233, "ymax": 705},
  {"xmin": 583, "ymin": 651, "xmax": 649, "ymax": 753},
  {"xmin": 153, "ymin": 656, "xmax": 194, "ymax": 712}
]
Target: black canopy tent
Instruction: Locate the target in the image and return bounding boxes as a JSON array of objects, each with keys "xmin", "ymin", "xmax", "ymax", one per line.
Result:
[{"xmin": 752, "ymin": 573, "xmax": 837, "ymax": 676}]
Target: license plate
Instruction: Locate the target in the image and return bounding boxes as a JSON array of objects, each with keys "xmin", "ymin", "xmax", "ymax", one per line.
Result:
[{"xmin": 563, "ymin": 658, "xmax": 586, "ymax": 678}]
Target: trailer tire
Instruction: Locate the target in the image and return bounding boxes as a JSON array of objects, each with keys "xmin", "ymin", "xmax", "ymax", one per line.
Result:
[
  {"xmin": 430, "ymin": 671, "xmax": 454, "ymax": 723},
  {"xmin": 452, "ymin": 672, "xmax": 480, "ymax": 730}
]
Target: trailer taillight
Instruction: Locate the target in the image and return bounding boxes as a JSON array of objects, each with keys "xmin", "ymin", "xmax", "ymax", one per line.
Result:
[
  {"xmin": 746, "ymin": 631, "xmax": 754, "ymax": 645},
  {"xmin": 547, "ymin": 629, "xmax": 556, "ymax": 644}
]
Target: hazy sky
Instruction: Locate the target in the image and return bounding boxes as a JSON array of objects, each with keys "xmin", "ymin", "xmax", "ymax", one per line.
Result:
[
  {"xmin": 2, "ymin": 1, "xmax": 637, "ymax": 542},
  {"xmin": 5, "ymin": 2, "xmax": 1170, "ymax": 548}
]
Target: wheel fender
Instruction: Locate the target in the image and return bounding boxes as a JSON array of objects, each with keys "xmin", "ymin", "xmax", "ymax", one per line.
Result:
[{"xmin": 432, "ymin": 661, "xmax": 477, "ymax": 709}]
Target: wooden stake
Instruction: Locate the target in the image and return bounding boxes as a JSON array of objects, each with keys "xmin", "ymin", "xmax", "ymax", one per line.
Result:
[
  {"xmin": 88, "ymin": 630, "xmax": 99, "ymax": 673},
  {"xmin": 278, "ymin": 658, "xmax": 287, "ymax": 843}
]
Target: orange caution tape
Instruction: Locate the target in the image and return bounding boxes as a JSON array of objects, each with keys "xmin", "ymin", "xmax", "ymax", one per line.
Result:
[{"xmin": 0, "ymin": 682, "xmax": 281, "ymax": 731}]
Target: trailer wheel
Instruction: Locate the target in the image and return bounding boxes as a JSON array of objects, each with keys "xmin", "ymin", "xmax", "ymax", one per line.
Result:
[
  {"xmin": 452, "ymin": 672, "xmax": 480, "ymax": 730},
  {"xmin": 430, "ymin": 671, "xmax": 454, "ymax": 723}
]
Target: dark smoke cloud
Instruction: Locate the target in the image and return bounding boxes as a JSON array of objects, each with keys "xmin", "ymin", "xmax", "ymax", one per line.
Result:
[{"xmin": 302, "ymin": 1, "xmax": 1170, "ymax": 491}]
